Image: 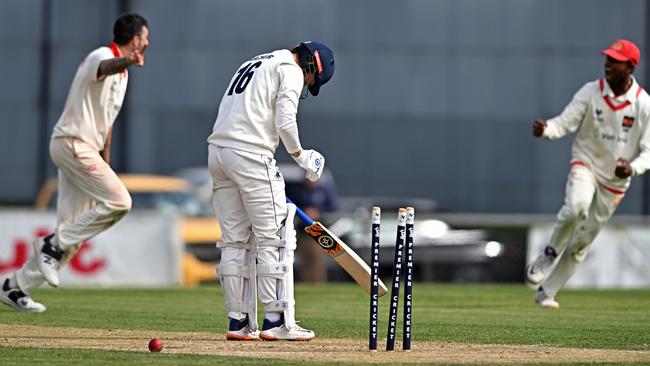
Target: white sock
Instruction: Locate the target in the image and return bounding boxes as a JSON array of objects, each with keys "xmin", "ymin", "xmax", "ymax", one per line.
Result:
[
  {"xmin": 228, "ymin": 312, "xmax": 246, "ymax": 321},
  {"xmin": 265, "ymin": 312, "xmax": 281, "ymax": 322}
]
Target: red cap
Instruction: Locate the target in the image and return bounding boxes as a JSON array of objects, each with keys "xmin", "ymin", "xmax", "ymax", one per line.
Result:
[{"xmin": 602, "ymin": 39, "xmax": 640, "ymax": 67}]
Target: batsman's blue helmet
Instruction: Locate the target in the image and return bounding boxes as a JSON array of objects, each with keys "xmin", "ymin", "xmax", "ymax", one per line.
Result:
[{"xmin": 300, "ymin": 41, "xmax": 335, "ymax": 96}]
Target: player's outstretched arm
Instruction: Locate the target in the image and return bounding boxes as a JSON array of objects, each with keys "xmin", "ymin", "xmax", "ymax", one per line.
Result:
[
  {"xmin": 97, "ymin": 48, "xmax": 143, "ymax": 79},
  {"xmin": 540, "ymin": 85, "xmax": 591, "ymax": 140}
]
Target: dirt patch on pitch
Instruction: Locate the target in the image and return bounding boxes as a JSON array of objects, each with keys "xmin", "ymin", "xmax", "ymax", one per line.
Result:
[{"xmin": 1, "ymin": 324, "xmax": 649, "ymax": 364}]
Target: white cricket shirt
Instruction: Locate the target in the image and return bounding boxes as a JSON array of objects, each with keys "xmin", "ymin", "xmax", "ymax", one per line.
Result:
[
  {"xmin": 208, "ymin": 49, "xmax": 304, "ymax": 156},
  {"xmin": 52, "ymin": 43, "xmax": 128, "ymax": 151},
  {"xmin": 543, "ymin": 77, "xmax": 650, "ymax": 191}
]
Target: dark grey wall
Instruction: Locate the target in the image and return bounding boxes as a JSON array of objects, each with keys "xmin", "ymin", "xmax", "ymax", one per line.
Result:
[{"xmin": 1, "ymin": 0, "xmax": 648, "ymax": 213}]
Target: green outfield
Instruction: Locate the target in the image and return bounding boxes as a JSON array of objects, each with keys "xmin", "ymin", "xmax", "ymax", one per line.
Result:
[{"xmin": 0, "ymin": 284, "xmax": 649, "ymax": 365}]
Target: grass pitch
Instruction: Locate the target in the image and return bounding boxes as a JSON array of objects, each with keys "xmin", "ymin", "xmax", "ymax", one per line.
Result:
[{"xmin": 0, "ymin": 283, "xmax": 649, "ymax": 365}]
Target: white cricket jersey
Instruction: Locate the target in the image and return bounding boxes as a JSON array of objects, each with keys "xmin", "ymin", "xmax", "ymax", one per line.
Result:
[
  {"xmin": 543, "ymin": 77, "xmax": 650, "ymax": 191},
  {"xmin": 208, "ymin": 49, "xmax": 304, "ymax": 156},
  {"xmin": 52, "ymin": 43, "xmax": 128, "ymax": 151}
]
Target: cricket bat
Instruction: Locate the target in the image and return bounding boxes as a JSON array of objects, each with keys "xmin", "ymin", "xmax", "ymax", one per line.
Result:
[{"xmin": 288, "ymin": 198, "xmax": 388, "ymax": 297}]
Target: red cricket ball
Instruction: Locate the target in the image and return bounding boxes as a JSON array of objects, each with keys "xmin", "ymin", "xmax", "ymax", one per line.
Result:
[{"xmin": 148, "ymin": 337, "xmax": 163, "ymax": 352}]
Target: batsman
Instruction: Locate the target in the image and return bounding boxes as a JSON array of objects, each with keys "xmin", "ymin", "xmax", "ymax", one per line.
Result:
[{"xmin": 207, "ymin": 41, "xmax": 335, "ymax": 340}]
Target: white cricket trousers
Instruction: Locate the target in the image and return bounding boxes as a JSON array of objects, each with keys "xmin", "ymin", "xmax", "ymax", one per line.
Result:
[
  {"xmin": 16, "ymin": 137, "xmax": 131, "ymax": 294},
  {"xmin": 208, "ymin": 145, "xmax": 287, "ymax": 319},
  {"xmin": 542, "ymin": 163, "xmax": 623, "ymax": 296}
]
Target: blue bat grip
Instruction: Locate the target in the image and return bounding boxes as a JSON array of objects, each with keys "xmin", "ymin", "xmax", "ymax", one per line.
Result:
[{"xmin": 286, "ymin": 197, "xmax": 314, "ymax": 226}]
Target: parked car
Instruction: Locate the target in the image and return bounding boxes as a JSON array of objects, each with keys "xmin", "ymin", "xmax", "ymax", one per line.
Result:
[
  {"xmin": 174, "ymin": 166, "xmax": 213, "ymax": 208},
  {"xmin": 35, "ymin": 174, "xmax": 220, "ymax": 285},
  {"xmin": 324, "ymin": 205, "xmax": 522, "ymax": 283},
  {"xmin": 277, "ymin": 165, "xmax": 520, "ymax": 283}
]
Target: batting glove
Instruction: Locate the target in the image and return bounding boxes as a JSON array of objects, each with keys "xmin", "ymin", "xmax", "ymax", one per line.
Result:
[{"xmin": 292, "ymin": 149, "xmax": 325, "ymax": 182}]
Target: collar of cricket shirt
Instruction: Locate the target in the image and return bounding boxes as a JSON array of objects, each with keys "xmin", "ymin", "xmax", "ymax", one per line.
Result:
[
  {"xmin": 600, "ymin": 77, "xmax": 642, "ymax": 111},
  {"xmin": 108, "ymin": 42, "xmax": 127, "ymax": 78}
]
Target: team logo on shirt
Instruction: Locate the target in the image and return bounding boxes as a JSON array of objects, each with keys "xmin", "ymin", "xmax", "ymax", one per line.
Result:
[
  {"xmin": 595, "ymin": 108, "xmax": 604, "ymax": 122},
  {"xmin": 622, "ymin": 116, "xmax": 635, "ymax": 128}
]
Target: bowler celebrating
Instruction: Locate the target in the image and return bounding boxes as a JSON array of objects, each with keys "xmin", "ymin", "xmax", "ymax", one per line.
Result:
[
  {"xmin": 525, "ymin": 39, "xmax": 650, "ymax": 308},
  {"xmin": 0, "ymin": 13, "xmax": 149, "ymax": 312}
]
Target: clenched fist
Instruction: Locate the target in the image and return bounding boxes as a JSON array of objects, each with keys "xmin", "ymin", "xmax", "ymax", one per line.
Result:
[
  {"xmin": 126, "ymin": 47, "xmax": 145, "ymax": 67},
  {"xmin": 615, "ymin": 158, "xmax": 632, "ymax": 178},
  {"xmin": 532, "ymin": 119, "xmax": 546, "ymax": 137}
]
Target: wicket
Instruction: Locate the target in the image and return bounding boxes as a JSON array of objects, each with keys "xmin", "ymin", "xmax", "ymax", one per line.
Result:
[
  {"xmin": 369, "ymin": 206, "xmax": 414, "ymax": 352},
  {"xmin": 386, "ymin": 208, "xmax": 407, "ymax": 351},
  {"xmin": 368, "ymin": 207, "xmax": 381, "ymax": 351},
  {"xmin": 403, "ymin": 207, "xmax": 414, "ymax": 351}
]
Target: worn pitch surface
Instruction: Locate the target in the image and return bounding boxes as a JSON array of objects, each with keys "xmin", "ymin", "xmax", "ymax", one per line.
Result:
[{"xmin": 2, "ymin": 324, "xmax": 649, "ymax": 364}]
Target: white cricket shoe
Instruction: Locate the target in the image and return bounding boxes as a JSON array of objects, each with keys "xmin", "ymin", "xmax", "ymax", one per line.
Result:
[
  {"xmin": 226, "ymin": 317, "xmax": 260, "ymax": 341},
  {"xmin": 525, "ymin": 245, "xmax": 558, "ymax": 286},
  {"xmin": 260, "ymin": 317, "xmax": 315, "ymax": 341},
  {"xmin": 33, "ymin": 234, "xmax": 63, "ymax": 287},
  {"xmin": 0, "ymin": 279, "xmax": 46, "ymax": 313},
  {"xmin": 534, "ymin": 287, "xmax": 560, "ymax": 309}
]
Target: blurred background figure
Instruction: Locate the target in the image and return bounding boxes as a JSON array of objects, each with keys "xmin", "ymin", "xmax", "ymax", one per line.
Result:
[
  {"xmin": 1, "ymin": 12, "xmax": 148, "ymax": 312},
  {"xmin": 525, "ymin": 39, "xmax": 650, "ymax": 309},
  {"xmin": 287, "ymin": 176, "xmax": 338, "ymax": 283}
]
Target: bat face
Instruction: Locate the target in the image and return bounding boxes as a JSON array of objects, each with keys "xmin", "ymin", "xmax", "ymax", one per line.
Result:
[
  {"xmin": 305, "ymin": 222, "xmax": 345, "ymax": 257},
  {"xmin": 303, "ymin": 221, "xmax": 388, "ymax": 297},
  {"xmin": 288, "ymin": 199, "xmax": 387, "ymax": 296}
]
